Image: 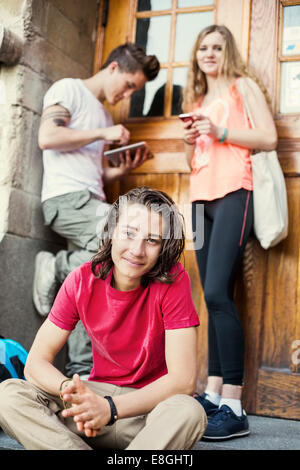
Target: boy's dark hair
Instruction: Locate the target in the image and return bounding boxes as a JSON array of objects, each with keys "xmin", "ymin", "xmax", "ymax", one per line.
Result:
[
  {"xmin": 91, "ymin": 187, "xmax": 185, "ymax": 286},
  {"xmin": 101, "ymin": 43, "xmax": 160, "ymax": 81}
]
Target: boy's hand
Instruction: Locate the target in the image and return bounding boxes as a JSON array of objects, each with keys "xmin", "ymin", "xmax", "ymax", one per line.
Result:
[
  {"xmin": 104, "ymin": 124, "xmax": 130, "ymax": 145},
  {"xmin": 61, "ymin": 374, "xmax": 111, "ymax": 437},
  {"xmin": 119, "ymin": 145, "xmax": 153, "ymax": 173}
]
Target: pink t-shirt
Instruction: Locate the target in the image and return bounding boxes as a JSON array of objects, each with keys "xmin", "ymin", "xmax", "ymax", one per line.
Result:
[
  {"xmin": 49, "ymin": 262, "xmax": 199, "ymax": 388},
  {"xmin": 190, "ymin": 79, "xmax": 253, "ymax": 202}
]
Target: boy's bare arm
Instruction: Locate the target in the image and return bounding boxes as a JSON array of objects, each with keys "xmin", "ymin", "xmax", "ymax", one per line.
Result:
[{"xmin": 38, "ymin": 104, "xmax": 130, "ymax": 152}]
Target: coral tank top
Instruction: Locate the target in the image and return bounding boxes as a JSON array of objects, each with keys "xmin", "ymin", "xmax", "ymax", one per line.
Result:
[{"xmin": 190, "ymin": 79, "xmax": 253, "ymax": 202}]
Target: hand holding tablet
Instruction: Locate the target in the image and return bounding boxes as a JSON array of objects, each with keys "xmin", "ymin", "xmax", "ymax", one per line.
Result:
[{"xmin": 104, "ymin": 141, "xmax": 151, "ymax": 167}]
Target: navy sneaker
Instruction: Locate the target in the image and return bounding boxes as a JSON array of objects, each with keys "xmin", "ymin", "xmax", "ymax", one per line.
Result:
[
  {"xmin": 194, "ymin": 393, "xmax": 219, "ymax": 416},
  {"xmin": 202, "ymin": 405, "xmax": 250, "ymax": 440}
]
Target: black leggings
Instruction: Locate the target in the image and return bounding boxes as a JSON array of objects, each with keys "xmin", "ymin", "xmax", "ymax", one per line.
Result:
[{"xmin": 192, "ymin": 189, "xmax": 253, "ymax": 386}]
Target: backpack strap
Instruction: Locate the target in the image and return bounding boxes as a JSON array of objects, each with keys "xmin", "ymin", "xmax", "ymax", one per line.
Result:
[
  {"xmin": 10, "ymin": 356, "xmax": 25, "ymax": 380},
  {"xmin": 0, "ymin": 364, "xmax": 12, "ymax": 381}
]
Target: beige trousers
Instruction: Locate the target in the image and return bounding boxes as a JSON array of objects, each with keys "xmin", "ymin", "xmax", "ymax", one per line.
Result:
[{"xmin": 0, "ymin": 379, "xmax": 207, "ymax": 451}]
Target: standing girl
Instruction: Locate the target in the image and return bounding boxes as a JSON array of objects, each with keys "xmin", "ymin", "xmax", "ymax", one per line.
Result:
[{"xmin": 181, "ymin": 25, "xmax": 277, "ymax": 440}]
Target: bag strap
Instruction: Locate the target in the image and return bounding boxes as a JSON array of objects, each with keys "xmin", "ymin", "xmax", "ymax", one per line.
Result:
[
  {"xmin": 238, "ymin": 78, "xmax": 256, "ymax": 130},
  {"xmin": 10, "ymin": 355, "xmax": 26, "ymax": 379},
  {"xmin": 0, "ymin": 364, "xmax": 12, "ymax": 382}
]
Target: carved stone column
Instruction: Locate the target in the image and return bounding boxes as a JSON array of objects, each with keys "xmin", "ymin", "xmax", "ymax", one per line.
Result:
[{"xmin": 0, "ymin": 24, "xmax": 23, "ymax": 65}]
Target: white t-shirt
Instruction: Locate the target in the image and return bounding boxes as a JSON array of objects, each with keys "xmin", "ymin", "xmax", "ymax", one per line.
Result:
[{"xmin": 41, "ymin": 78, "xmax": 113, "ymax": 202}]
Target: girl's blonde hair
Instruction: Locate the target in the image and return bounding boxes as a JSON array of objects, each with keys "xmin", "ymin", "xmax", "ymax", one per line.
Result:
[{"xmin": 182, "ymin": 24, "xmax": 270, "ymax": 111}]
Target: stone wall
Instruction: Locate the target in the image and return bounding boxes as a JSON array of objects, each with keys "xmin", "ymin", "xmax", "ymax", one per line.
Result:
[{"xmin": 0, "ymin": 0, "xmax": 99, "ymax": 366}]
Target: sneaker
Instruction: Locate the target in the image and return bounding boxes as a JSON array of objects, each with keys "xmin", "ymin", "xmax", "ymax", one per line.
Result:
[
  {"xmin": 33, "ymin": 251, "xmax": 58, "ymax": 317},
  {"xmin": 194, "ymin": 393, "xmax": 219, "ymax": 416},
  {"xmin": 202, "ymin": 405, "xmax": 250, "ymax": 440}
]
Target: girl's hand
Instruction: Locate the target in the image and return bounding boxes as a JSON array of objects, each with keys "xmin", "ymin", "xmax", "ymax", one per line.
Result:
[
  {"xmin": 192, "ymin": 116, "xmax": 222, "ymax": 140},
  {"xmin": 182, "ymin": 119, "xmax": 199, "ymax": 145}
]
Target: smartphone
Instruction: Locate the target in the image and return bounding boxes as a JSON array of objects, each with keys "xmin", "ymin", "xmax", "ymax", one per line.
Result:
[
  {"xmin": 179, "ymin": 113, "xmax": 205, "ymax": 122},
  {"xmin": 179, "ymin": 113, "xmax": 193, "ymax": 123},
  {"xmin": 104, "ymin": 141, "xmax": 146, "ymax": 167}
]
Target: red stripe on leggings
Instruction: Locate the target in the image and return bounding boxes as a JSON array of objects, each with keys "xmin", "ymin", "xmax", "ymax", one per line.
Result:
[{"xmin": 239, "ymin": 191, "xmax": 250, "ymax": 247}]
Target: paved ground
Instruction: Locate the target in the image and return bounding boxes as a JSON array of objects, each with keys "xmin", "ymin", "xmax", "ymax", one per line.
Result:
[
  {"xmin": 1, "ymin": 414, "xmax": 299, "ymax": 451},
  {"xmin": 193, "ymin": 414, "xmax": 300, "ymax": 450},
  {"xmin": 0, "ymin": 431, "xmax": 24, "ymax": 450}
]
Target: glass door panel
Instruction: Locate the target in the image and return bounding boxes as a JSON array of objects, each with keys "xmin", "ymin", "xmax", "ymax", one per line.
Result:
[
  {"xmin": 280, "ymin": 3, "xmax": 300, "ymax": 114},
  {"xmin": 136, "ymin": 15, "xmax": 171, "ymax": 63},
  {"xmin": 131, "ymin": 0, "xmax": 215, "ymax": 119},
  {"xmin": 137, "ymin": 0, "xmax": 172, "ymax": 12},
  {"xmin": 174, "ymin": 11, "xmax": 214, "ymax": 62},
  {"xmin": 171, "ymin": 67, "xmax": 188, "ymax": 115},
  {"xmin": 130, "ymin": 69, "xmax": 168, "ymax": 117},
  {"xmin": 282, "ymin": 5, "xmax": 300, "ymax": 56},
  {"xmin": 177, "ymin": 0, "xmax": 213, "ymax": 6},
  {"xmin": 280, "ymin": 61, "xmax": 300, "ymax": 114}
]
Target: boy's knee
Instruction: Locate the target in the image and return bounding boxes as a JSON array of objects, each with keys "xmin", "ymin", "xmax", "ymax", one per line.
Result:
[
  {"xmin": 175, "ymin": 394, "xmax": 207, "ymax": 427},
  {"xmin": 157, "ymin": 394, "xmax": 207, "ymax": 427},
  {"xmin": 0, "ymin": 379, "xmax": 26, "ymax": 413},
  {"xmin": 0, "ymin": 381, "xmax": 13, "ymax": 423}
]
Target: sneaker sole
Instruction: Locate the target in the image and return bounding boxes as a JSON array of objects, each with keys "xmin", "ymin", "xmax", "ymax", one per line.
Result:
[
  {"xmin": 32, "ymin": 252, "xmax": 52, "ymax": 317},
  {"xmin": 202, "ymin": 429, "xmax": 250, "ymax": 441}
]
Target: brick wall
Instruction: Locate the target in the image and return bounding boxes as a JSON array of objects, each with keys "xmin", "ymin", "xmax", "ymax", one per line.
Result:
[{"xmin": 0, "ymin": 0, "xmax": 99, "ymax": 366}]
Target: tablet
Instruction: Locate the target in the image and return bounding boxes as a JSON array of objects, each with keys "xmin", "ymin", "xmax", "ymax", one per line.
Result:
[{"xmin": 104, "ymin": 141, "xmax": 146, "ymax": 167}]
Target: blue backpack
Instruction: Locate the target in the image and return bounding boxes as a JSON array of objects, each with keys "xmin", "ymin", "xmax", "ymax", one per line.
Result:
[{"xmin": 0, "ymin": 335, "xmax": 28, "ymax": 382}]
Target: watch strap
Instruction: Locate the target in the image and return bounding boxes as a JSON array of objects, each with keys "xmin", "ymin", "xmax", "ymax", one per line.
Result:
[{"xmin": 104, "ymin": 395, "xmax": 118, "ymax": 426}]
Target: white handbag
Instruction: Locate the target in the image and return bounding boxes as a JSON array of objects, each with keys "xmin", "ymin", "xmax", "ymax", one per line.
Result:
[{"xmin": 238, "ymin": 79, "xmax": 288, "ymax": 249}]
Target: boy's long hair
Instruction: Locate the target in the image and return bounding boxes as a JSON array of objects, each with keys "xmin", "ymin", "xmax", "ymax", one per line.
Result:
[
  {"xmin": 91, "ymin": 187, "xmax": 185, "ymax": 286},
  {"xmin": 182, "ymin": 24, "xmax": 271, "ymax": 111}
]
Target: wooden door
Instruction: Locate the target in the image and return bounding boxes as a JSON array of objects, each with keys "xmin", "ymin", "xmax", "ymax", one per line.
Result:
[
  {"xmin": 94, "ymin": 0, "xmax": 300, "ymax": 419},
  {"xmin": 237, "ymin": 0, "xmax": 300, "ymax": 419}
]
